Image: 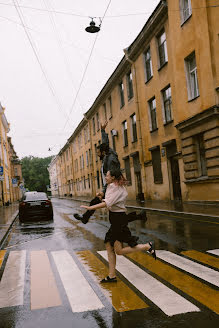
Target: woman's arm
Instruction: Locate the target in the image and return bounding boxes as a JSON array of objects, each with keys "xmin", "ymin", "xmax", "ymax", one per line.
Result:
[{"xmin": 80, "ymin": 201, "xmax": 106, "ymax": 211}]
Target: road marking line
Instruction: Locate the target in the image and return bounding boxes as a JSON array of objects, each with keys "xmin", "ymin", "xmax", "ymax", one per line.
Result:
[
  {"xmin": 127, "ymin": 252, "xmax": 219, "ymax": 314},
  {"xmin": 156, "ymin": 251, "xmax": 219, "ymax": 287},
  {"xmin": 52, "ymin": 250, "xmax": 104, "ymax": 312},
  {"xmin": 0, "ymin": 250, "xmax": 26, "ymax": 308},
  {"xmin": 30, "ymin": 250, "xmax": 62, "ymax": 310},
  {"xmin": 0, "ymin": 250, "xmax": 6, "ymax": 268},
  {"xmin": 77, "ymin": 250, "xmax": 148, "ymax": 312},
  {"xmin": 98, "ymin": 250, "xmax": 199, "ymax": 316},
  {"xmin": 207, "ymin": 249, "xmax": 219, "ymax": 256},
  {"xmin": 181, "ymin": 250, "xmax": 219, "ymax": 270}
]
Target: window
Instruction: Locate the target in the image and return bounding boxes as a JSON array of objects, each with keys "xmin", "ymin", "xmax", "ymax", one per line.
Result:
[
  {"xmin": 14, "ymin": 167, "xmax": 18, "ymax": 176},
  {"xmin": 122, "ymin": 120, "xmax": 128, "ymax": 147},
  {"xmin": 84, "ymin": 127, "xmax": 87, "ymax": 144},
  {"xmin": 92, "ymin": 117, "xmax": 96, "ymax": 135},
  {"xmin": 195, "ymin": 134, "xmax": 207, "ymax": 176},
  {"xmin": 126, "ymin": 70, "xmax": 134, "ymax": 100},
  {"xmin": 103, "ymin": 103, "xmax": 107, "ymax": 121},
  {"xmin": 97, "ymin": 171, "xmax": 100, "ymax": 189},
  {"xmin": 130, "ymin": 114, "xmax": 137, "ymax": 142},
  {"xmin": 108, "ymin": 96, "xmax": 112, "ymax": 118},
  {"xmin": 144, "ymin": 48, "xmax": 153, "ymax": 81},
  {"xmin": 88, "ymin": 174, "xmax": 90, "ymax": 189},
  {"xmin": 148, "ymin": 98, "xmax": 157, "ymax": 131},
  {"xmin": 151, "ymin": 147, "xmax": 163, "ymax": 184},
  {"xmin": 89, "ymin": 149, "xmax": 92, "ymax": 166},
  {"xmin": 111, "ymin": 130, "xmax": 116, "ymax": 151},
  {"xmin": 185, "ymin": 52, "xmax": 199, "ymax": 100},
  {"xmin": 96, "ymin": 112, "xmax": 100, "ymax": 131},
  {"xmin": 84, "ymin": 176, "xmax": 86, "ymax": 189},
  {"xmin": 124, "ymin": 157, "xmax": 132, "ymax": 185},
  {"xmin": 87, "ymin": 124, "xmax": 90, "ymax": 141},
  {"xmin": 119, "ymin": 81, "xmax": 125, "ymax": 108},
  {"xmin": 95, "ymin": 144, "xmax": 98, "ymax": 162},
  {"xmin": 86, "ymin": 151, "xmax": 89, "ymax": 167},
  {"xmin": 157, "ymin": 30, "xmax": 168, "ymax": 67},
  {"xmin": 162, "ymin": 85, "xmax": 172, "ymax": 123},
  {"xmin": 81, "ymin": 154, "xmax": 84, "ymax": 169},
  {"xmin": 180, "ymin": 0, "xmax": 192, "ymax": 23}
]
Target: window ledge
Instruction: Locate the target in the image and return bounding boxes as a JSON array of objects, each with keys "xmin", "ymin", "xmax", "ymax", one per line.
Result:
[
  {"xmin": 120, "ymin": 104, "xmax": 125, "ymax": 109},
  {"xmin": 164, "ymin": 119, "xmax": 174, "ymax": 126},
  {"xmin": 109, "ymin": 115, "xmax": 112, "ymax": 120},
  {"xmin": 184, "ymin": 176, "xmax": 219, "ymax": 184},
  {"xmin": 128, "ymin": 96, "xmax": 134, "ymax": 102},
  {"xmin": 180, "ymin": 14, "xmax": 192, "ymax": 27},
  {"xmin": 154, "ymin": 180, "xmax": 163, "ymax": 184},
  {"xmin": 158, "ymin": 61, "xmax": 168, "ymax": 72},
  {"xmin": 131, "ymin": 140, "xmax": 138, "ymax": 144},
  {"xmin": 145, "ymin": 76, "xmax": 153, "ymax": 84},
  {"xmin": 123, "ymin": 144, "xmax": 128, "ymax": 148},
  {"xmin": 150, "ymin": 128, "xmax": 158, "ymax": 133},
  {"xmin": 188, "ymin": 95, "xmax": 200, "ymax": 102}
]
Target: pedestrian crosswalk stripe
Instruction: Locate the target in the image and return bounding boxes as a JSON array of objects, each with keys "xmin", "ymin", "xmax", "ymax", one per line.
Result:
[
  {"xmin": 181, "ymin": 250, "xmax": 219, "ymax": 270},
  {"xmin": 77, "ymin": 250, "xmax": 149, "ymax": 312},
  {"xmin": 207, "ymin": 249, "xmax": 219, "ymax": 256},
  {"xmin": 0, "ymin": 250, "xmax": 6, "ymax": 268},
  {"xmin": 0, "ymin": 250, "xmax": 26, "ymax": 308},
  {"xmin": 51, "ymin": 250, "xmax": 104, "ymax": 312},
  {"xmin": 98, "ymin": 250, "xmax": 199, "ymax": 316},
  {"xmin": 156, "ymin": 251, "xmax": 219, "ymax": 287},
  {"xmin": 30, "ymin": 251, "xmax": 62, "ymax": 310},
  {"xmin": 127, "ymin": 252, "xmax": 219, "ymax": 314}
]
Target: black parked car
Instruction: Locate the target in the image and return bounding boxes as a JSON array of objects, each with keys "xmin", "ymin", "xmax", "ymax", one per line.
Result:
[{"xmin": 19, "ymin": 192, "xmax": 53, "ymax": 223}]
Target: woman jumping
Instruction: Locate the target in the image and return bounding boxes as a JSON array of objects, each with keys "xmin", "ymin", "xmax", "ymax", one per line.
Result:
[{"xmin": 81, "ymin": 168, "xmax": 156, "ymax": 283}]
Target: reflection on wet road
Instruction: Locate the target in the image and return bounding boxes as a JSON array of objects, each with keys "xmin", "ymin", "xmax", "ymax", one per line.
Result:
[{"xmin": 0, "ymin": 198, "xmax": 218, "ymax": 328}]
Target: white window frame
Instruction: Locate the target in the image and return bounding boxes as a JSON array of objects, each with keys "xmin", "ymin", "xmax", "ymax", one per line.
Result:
[
  {"xmin": 162, "ymin": 85, "xmax": 172, "ymax": 124},
  {"xmin": 157, "ymin": 30, "xmax": 168, "ymax": 68},
  {"xmin": 144, "ymin": 47, "xmax": 153, "ymax": 81},
  {"xmin": 122, "ymin": 120, "xmax": 128, "ymax": 147},
  {"xmin": 148, "ymin": 98, "xmax": 157, "ymax": 131},
  {"xmin": 185, "ymin": 52, "xmax": 199, "ymax": 100},
  {"xmin": 126, "ymin": 70, "xmax": 134, "ymax": 100},
  {"xmin": 118, "ymin": 81, "xmax": 125, "ymax": 108},
  {"xmin": 180, "ymin": 0, "xmax": 192, "ymax": 24}
]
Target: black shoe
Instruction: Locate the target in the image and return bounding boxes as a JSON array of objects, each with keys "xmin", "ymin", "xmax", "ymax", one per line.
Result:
[
  {"xmin": 73, "ymin": 213, "xmax": 89, "ymax": 224},
  {"xmin": 100, "ymin": 276, "xmax": 117, "ymax": 283},
  {"xmin": 147, "ymin": 241, "xmax": 157, "ymax": 260},
  {"xmin": 137, "ymin": 210, "xmax": 147, "ymax": 222}
]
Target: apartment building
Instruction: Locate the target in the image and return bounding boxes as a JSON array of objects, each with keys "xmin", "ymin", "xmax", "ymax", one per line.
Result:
[{"xmin": 53, "ymin": 0, "xmax": 219, "ymax": 202}]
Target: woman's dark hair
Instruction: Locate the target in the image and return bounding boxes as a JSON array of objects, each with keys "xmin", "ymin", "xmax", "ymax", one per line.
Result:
[
  {"xmin": 109, "ymin": 167, "xmax": 127, "ymax": 186},
  {"xmin": 97, "ymin": 143, "xmax": 109, "ymax": 153}
]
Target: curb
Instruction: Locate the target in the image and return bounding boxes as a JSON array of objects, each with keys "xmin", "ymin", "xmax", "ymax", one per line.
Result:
[
  {"xmin": 0, "ymin": 210, "xmax": 19, "ymax": 250},
  {"xmin": 58, "ymin": 197, "xmax": 219, "ymax": 221}
]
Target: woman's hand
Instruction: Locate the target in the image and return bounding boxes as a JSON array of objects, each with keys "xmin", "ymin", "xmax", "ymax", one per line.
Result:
[{"xmin": 80, "ymin": 205, "xmax": 90, "ymax": 209}]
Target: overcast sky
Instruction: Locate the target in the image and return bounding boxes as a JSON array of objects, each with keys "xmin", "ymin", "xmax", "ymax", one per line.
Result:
[{"xmin": 0, "ymin": 0, "xmax": 160, "ymax": 159}]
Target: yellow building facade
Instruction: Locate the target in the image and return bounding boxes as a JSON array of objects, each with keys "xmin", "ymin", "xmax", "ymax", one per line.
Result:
[
  {"xmin": 0, "ymin": 104, "xmax": 22, "ymax": 205},
  {"xmin": 54, "ymin": 0, "xmax": 219, "ymax": 203}
]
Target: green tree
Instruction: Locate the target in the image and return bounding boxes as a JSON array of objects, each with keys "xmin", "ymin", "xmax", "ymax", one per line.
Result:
[{"xmin": 21, "ymin": 156, "xmax": 53, "ymax": 192}]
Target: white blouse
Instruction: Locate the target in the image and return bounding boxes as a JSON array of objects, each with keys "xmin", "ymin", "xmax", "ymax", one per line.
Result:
[{"xmin": 103, "ymin": 183, "xmax": 128, "ymax": 212}]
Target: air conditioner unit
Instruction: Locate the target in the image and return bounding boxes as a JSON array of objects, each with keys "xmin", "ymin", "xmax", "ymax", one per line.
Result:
[{"xmin": 111, "ymin": 129, "xmax": 118, "ymax": 136}]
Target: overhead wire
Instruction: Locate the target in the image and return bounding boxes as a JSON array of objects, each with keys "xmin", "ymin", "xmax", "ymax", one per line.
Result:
[
  {"xmin": 11, "ymin": 0, "xmax": 72, "ymax": 130},
  {"xmin": 0, "ymin": 1, "xmax": 218, "ymax": 17}
]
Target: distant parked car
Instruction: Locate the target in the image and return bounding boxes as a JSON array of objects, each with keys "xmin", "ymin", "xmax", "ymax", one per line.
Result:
[{"xmin": 19, "ymin": 192, "xmax": 53, "ymax": 223}]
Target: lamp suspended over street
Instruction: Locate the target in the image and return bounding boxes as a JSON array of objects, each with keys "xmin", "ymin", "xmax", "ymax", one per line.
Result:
[{"xmin": 85, "ymin": 18, "xmax": 101, "ymax": 33}]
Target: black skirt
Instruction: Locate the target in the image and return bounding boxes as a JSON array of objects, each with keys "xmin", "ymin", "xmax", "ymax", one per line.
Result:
[{"xmin": 104, "ymin": 211, "xmax": 139, "ymax": 247}]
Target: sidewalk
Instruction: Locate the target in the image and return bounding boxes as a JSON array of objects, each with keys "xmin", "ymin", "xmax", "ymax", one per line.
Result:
[
  {"xmin": 0, "ymin": 203, "xmax": 19, "ymax": 247},
  {"xmin": 59, "ymin": 196, "xmax": 219, "ymax": 220}
]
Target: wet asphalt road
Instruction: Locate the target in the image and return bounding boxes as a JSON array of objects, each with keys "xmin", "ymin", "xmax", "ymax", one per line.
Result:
[{"xmin": 0, "ymin": 198, "xmax": 219, "ymax": 328}]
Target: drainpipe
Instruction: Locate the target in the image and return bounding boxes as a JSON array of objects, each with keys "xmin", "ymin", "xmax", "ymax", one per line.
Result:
[{"xmin": 123, "ymin": 48, "xmax": 147, "ymax": 198}]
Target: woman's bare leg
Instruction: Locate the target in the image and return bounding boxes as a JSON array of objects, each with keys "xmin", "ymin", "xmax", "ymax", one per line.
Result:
[
  {"xmin": 106, "ymin": 242, "xmax": 116, "ymax": 278},
  {"xmin": 114, "ymin": 240, "xmax": 152, "ymax": 255}
]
